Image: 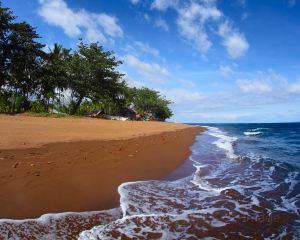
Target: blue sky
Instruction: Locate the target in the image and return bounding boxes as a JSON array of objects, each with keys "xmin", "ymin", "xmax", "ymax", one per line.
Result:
[{"xmin": 3, "ymin": 0, "xmax": 300, "ymax": 123}]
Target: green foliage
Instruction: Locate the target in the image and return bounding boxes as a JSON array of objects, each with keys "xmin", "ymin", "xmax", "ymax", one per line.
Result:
[
  {"xmin": 38, "ymin": 43, "xmax": 70, "ymax": 112},
  {"xmin": 30, "ymin": 100, "xmax": 45, "ymax": 113},
  {"xmin": 128, "ymin": 87, "xmax": 173, "ymax": 121},
  {"xmin": 0, "ymin": 2, "xmax": 173, "ymax": 121},
  {"xmin": 66, "ymin": 41, "xmax": 126, "ymax": 115},
  {"xmin": 0, "ymin": 1, "xmax": 45, "ymax": 113},
  {"xmin": 0, "ymin": 91, "xmax": 10, "ymax": 112},
  {"xmin": 0, "ymin": 1, "xmax": 15, "ymax": 88}
]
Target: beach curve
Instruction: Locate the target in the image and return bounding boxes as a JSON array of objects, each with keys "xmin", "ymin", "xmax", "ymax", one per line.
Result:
[{"xmin": 0, "ymin": 114, "xmax": 204, "ymax": 239}]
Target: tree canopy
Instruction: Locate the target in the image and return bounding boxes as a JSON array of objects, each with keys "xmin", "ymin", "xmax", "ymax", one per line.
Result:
[{"xmin": 0, "ymin": 2, "xmax": 173, "ymax": 121}]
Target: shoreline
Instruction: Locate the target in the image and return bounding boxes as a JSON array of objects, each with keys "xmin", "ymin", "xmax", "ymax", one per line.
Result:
[{"xmin": 0, "ymin": 115, "xmax": 204, "ymax": 220}]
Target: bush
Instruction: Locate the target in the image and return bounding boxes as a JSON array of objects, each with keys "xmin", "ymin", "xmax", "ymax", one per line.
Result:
[{"xmin": 30, "ymin": 100, "xmax": 46, "ymax": 113}]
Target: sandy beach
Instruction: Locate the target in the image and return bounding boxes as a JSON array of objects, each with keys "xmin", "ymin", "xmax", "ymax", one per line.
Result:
[{"xmin": 0, "ymin": 114, "xmax": 203, "ymax": 219}]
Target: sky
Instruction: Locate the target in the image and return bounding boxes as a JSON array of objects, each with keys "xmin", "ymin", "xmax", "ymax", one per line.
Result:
[{"xmin": 3, "ymin": 0, "xmax": 300, "ymax": 123}]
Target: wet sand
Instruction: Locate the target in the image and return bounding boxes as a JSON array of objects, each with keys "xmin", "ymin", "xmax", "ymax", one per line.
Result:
[{"xmin": 0, "ymin": 115, "xmax": 204, "ymax": 219}]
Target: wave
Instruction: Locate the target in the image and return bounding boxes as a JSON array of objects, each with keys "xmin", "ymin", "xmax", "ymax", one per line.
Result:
[
  {"xmin": 244, "ymin": 131, "xmax": 262, "ymax": 136},
  {"xmin": 207, "ymin": 126, "xmax": 238, "ymax": 159},
  {"xmin": 252, "ymin": 127, "xmax": 269, "ymax": 131},
  {"xmin": 243, "ymin": 127, "xmax": 269, "ymax": 136}
]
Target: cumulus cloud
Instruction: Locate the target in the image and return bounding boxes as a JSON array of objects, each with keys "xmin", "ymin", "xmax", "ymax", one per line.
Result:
[
  {"xmin": 287, "ymin": 80, "xmax": 300, "ymax": 93},
  {"xmin": 177, "ymin": 1, "xmax": 222, "ymax": 53},
  {"xmin": 123, "ymin": 55, "xmax": 170, "ymax": 83},
  {"xmin": 235, "ymin": 70, "xmax": 299, "ymax": 94},
  {"xmin": 219, "ymin": 65, "xmax": 234, "ymax": 77},
  {"xmin": 155, "ymin": 18, "xmax": 169, "ymax": 31},
  {"xmin": 174, "ymin": 70, "xmax": 300, "ymax": 122},
  {"xmin": 150, "ymin": 0, "xmax": 248, "ymax": 57},
  {"xmin": 151, "ymin": 0, "xmax": 178, "ymax": 11},
  {"xmin": 38, "ymin": 0, "xmax": 123, "ymax": 43},
  {"xmin": 218, "ymin": 21, "xmax": 249, "ymax": 58},
  {"xmin": 223, "ymin": 33, "xmax": 249, "ymax": 58},
  {"xmin": 163, "ymin": 88, "xmax": 205, "ymax": 103},
  {"xmin": 237, "ymin": 79, "xmax": 272, "ymax": 93}
]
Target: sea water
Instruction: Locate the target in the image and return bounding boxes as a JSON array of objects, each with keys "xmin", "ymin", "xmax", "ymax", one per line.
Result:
[{"xmin": 80, "ymin": 123, "xmax": 300, "ymax": 239}]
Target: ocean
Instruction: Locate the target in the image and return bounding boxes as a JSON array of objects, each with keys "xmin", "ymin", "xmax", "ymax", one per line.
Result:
[{"xmin": 80, "ymin": 123, "xmax": 300, "ymax": 239}]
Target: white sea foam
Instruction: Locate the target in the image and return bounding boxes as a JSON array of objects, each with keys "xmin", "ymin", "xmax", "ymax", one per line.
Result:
[
  {"xmin": 0, "ymin": 208, "xmax": 122, "ymax": 239},
  {"xmin": 252, "ymin": 128, "xmax": 269, "ymax": 131},
  {"xmin": 244, "ymin": 131, "xmax": 262, "ymax": 136},
  {"xmin": 207, "ymin": 127, "xmax": 238, "ymax": 159}
]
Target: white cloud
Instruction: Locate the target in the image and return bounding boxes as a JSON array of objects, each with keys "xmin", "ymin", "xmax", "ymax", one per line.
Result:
[
  {"xmin": 287, "ymin": 80, "xmax": 300, "ymax": 93},
  {"xmin": 218, "ymin": 21, "xmax": 249, "ymax": 58},
  {"xmin": 177, "ymin": 1, "xmax": 222, "ymax": 53},
  {"xmin": 180, "ymin": 80, "xmax": 196, "ymax": 88},
  {"xmin": 124, "ymin": 41, "xmax": 160, "ymax": 57},
  {"xmin": 177, "ymin": 16, "xmax": 211, "ymax": 53},
  {"xmin": 237, "ymin": 79, "xmax": 272, "ymax": 93},
  {"xmin": 96, "ymin": 14, "xmax": 123, "ymax": 38},
  {"xmin": 151, "ymin": 0, "xmax": 178, "ymax": 11},
  {"xmin": 155, "ymin": 18, "xmax": 169, "ymax": 31},
  {"xmin": 150, "ymin": 0, "xmax": 248, "ymax": 57},
  {"xmin": 172, "ymin": 70, "xmax": 300, "ymax": 122},
  {"xmin": 162, "ymin": 88, "xmax": 205, "ymax": 103},
  {"xmin": 123, "ymin": 55, "xmax": 170, "ymax": 83},
  {"xmin": 236, "ymin": 70, "xmax": 299, "ymax": 95},
  {"xmin": 38, "ymin": 0, "xmax": 123, "ymax": 43},
  {"xmin": 219, "ymin": 65, "xmax": 234, "ymax": 77},
  {"xmin": 223, "ymin": 34, "xmax": 249, "ymax": 58},
  {"xmin": 135, "ymin": 41, "xmax": 160, "ymax": 57},
  {"xmin": 121, "ymin": 71, "xmax": 146, "ymax": 88},
  {"xmin": 181, "ymin": 112, "xmax": 250, "ymax": 120}
]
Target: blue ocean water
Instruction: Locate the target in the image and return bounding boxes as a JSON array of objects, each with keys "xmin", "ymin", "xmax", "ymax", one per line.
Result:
[
  {"xmin": 204, "ymin": 123, "xmax": 300, "ymax": 168},
  {"xmin": 80, "ymin": 123, "xmax": 300, "ymax": 239}
]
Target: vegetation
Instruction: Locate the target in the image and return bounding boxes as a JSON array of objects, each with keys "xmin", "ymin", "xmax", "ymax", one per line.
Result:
[{"xmin": 0, "ymin": 2, "xmax": 173, "ymax": 121}]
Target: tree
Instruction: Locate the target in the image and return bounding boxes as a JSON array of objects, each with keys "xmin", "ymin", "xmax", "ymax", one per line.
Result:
[
  {"xmin": 0, "ymin": 2, "xmax": 45, "ymax": 113},
  {"xmin": 153, "ymin": 105, "xmax": 173, "ymax": 121},
  {"xmin": 8, "ymin": 22, "xmax": 45, "ymax": 112},
  {"xmin": 128, "ymin": 87, "xmax": 173, "ymax": 121},
  {"xmin": 0, "ymin": 1, "xmax": 15, "ymax": 90},
  {"xmin": 67, "ymin": 41, "xmax": 126, "ymax": 115},
  {"xmin": 38, "ymin": 44, "xmax": 70, "ymax": 112}
]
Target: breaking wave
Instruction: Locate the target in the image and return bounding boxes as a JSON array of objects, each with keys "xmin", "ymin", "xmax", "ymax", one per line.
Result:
[{"xmin": 244, "ymin": 131, "xmax": 262, "ymax": 136}]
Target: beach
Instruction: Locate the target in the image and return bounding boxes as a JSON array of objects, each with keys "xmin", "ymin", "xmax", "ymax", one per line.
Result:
[{"xmin": 0, "ymin": 114, "xmax": 203, "ymax": 220}]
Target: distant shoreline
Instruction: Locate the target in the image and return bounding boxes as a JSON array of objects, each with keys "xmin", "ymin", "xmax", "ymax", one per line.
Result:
[{"xmin": 0, "ymin": 114, "xmax": 204, "ymax": 220}]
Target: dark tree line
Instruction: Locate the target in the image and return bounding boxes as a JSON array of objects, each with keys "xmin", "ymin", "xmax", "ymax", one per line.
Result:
[{"xmin": 0, "ymin": 2, "xmax": 173, "ymax": 121}]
